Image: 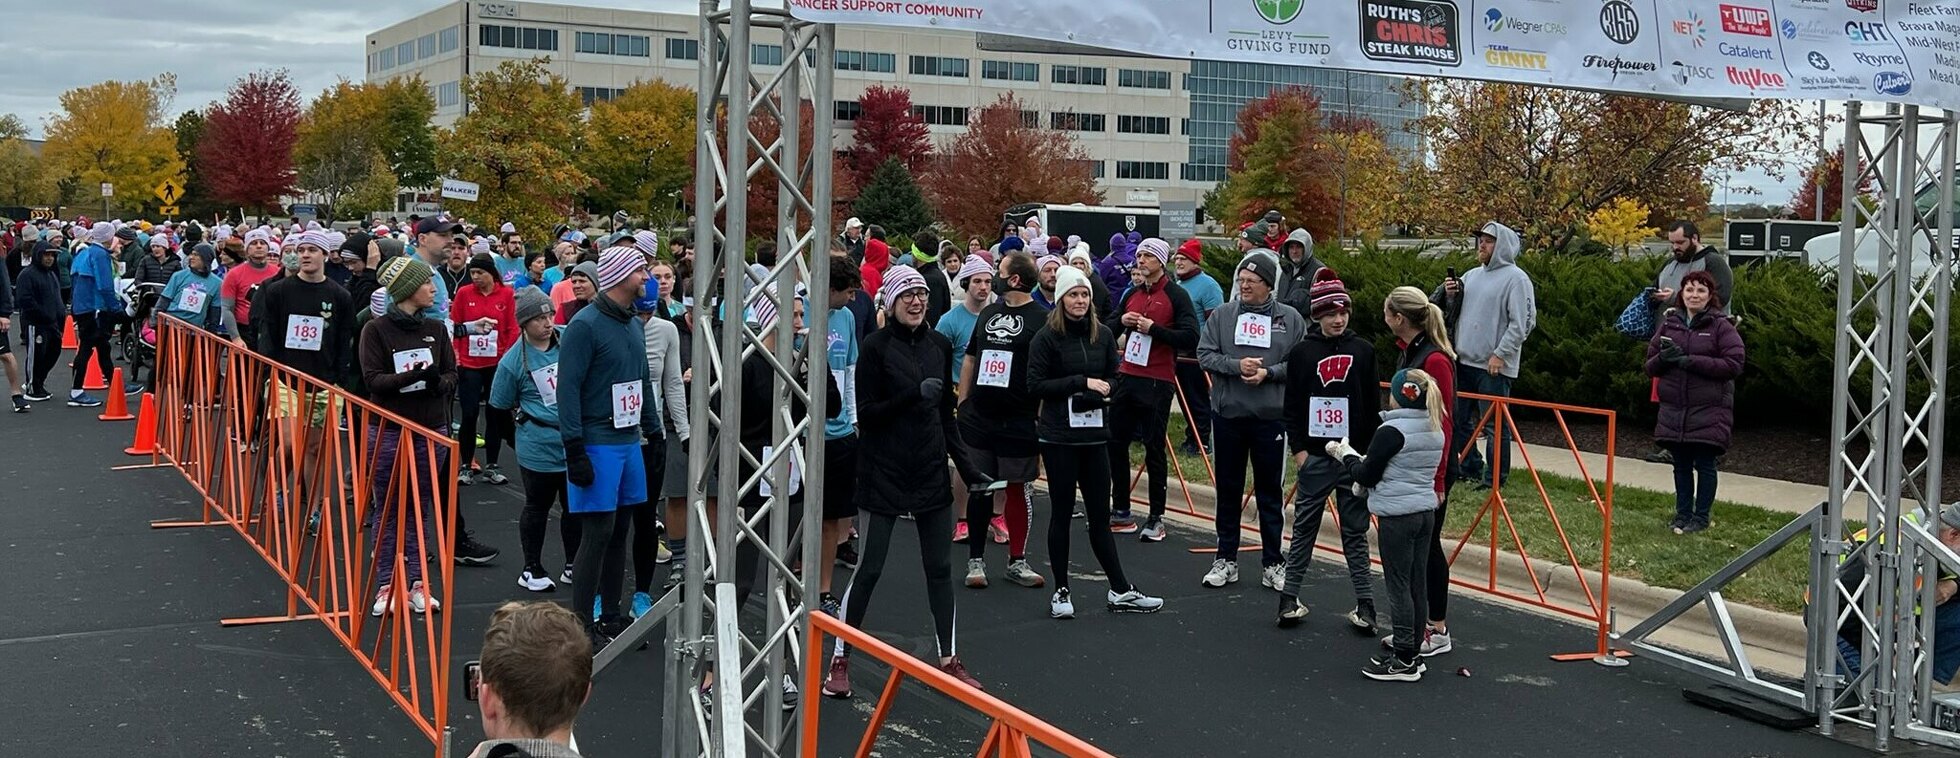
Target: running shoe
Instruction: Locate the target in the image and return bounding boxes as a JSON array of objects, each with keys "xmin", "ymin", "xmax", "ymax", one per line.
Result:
[
  {"xmin": 23, "ymin": 388, "xmax": 52, "ymax": 402},
  {"xmin": 592, "ymin": 597, "xmax": 604, "ymax": 622},
  {"xmin": 781, "ymin": 675, "xmax": 799, "ymax": 711},
  {"xmin": 1277, "ymin": 595, "xmax": 1310, "ymax": 628},
  {"xmin": 1003, "ymin": 559, "xmax": 1045, "ymax": 588},
  {"xmin": 480, "ymin": 465, "xmax": 509, "ymax": 485},
  {"xmin": 1347, "ymin": 600, "xmax": 1377, "ymax": 634},
  {"xmin": 455, "ymin": 532, "xmax": 500, "ymax": 565},
  {"xmin": 371, "ymin": 584, "xmax": 393, "ymax": 616},
  {"xmin": 1110, "ymin": 511, "xmax": 1139, "ymax": 534},
  {"xmin": 835, "ymin": 539, "xmax": 860, "ymax": 569},
  {"xmin": 964, "ymin": 558, "xmax": 988, "ymax": 588},
  {"xmin": 1050, "ymin": 588, "xmax": 1075, "ymax": 619},
  {"xmin": 665, "ymin": 563, "xmax": 685, "ymax": 591},
  {"xmin": 822, "ymin": 655, "xmax": 852, "ymax": 699},
  {"xmin": 1362, "ymin": 654, "xmax": 1425, "ymax": 682},
  {"xmin": 1201, "ymin": 558, "xmax": 1239, "ymax": 588},
  {"xmin": 561, "ymin": 563, "xmax": 575, "ymax": 584},
  {"xmin": 66, "ymin": 392, "xmax": 102, "ymax": 408},
  {"xmin": 989, "ymin": 515, "xmax": 1008, "ymax": 544},
  {"xmin": 819, "ymin": 592, "xmax": 841, "ymax": 619},
  {"xmin": 630, "ymin": 591, "xmax": 654, "ymax": 620},
  {"xmin": 518, "ymin": 565, "xmax": 556, "ymax": 592},
  {"xmin": 408, "ymin": 581, "xmax": 438, "ymax": 613},
  {"xmin": 11, "ymin": 396, "xmax": 28, "ymax": 413},
  {"xmin": 1138, "ymin": 517, "xmax": 1166, "ymax": 542},
  {"xmin": 457, "ymin": 468, "xmax": 476, "ymax": 486},
  {"xmin": 1260, "ymin": 564, "xmax": 1285, "ymax": 592},
  {"xmin": 598, "ymin": 614, "xmax": 631, "ymax": 638},
  {"xmin": 586, "ymin": 622, "xmax": 614, "ymax": 653},
  {"xmin": 1380, "ymin": 629, "xmax": 1454, "ymax": 657},
  {"xmin": 656, "ymin": 538, "xmax": 673, "ymax": 564},
  {"xmin": 953, "ymin": 521, "xmax": 969, "ymax": 543},
  {"xmin": 1680, "ymin": 518, "xmax": 1710, "ymax": 534},
  {"xmin": 1106, "ymin": 587, "xmax": 1164, "ymax": 613},
  {"xmin": 940, "ymin": 657, "xmax": 983, "ymax": 690}
]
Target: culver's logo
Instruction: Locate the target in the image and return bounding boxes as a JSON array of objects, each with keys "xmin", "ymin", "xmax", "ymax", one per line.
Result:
[{"xmin": 1873, "ymin": 71, "xmax": 1913, "ymax": 95}]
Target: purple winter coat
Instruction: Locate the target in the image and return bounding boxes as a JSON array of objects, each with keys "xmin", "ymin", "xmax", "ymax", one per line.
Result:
[
  {"xmin": 1645, "ymin": 306, "xmax": 1745, "ymax": 452},
  {"xmin": 1096, "ymin": 232, "xmax": 1135, "ymax": 295}
]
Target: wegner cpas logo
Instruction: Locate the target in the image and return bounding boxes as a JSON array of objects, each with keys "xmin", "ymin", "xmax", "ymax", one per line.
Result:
[{"xmin": 1255, "ymin": 0, "xmax": 1304, "ymax": 24}]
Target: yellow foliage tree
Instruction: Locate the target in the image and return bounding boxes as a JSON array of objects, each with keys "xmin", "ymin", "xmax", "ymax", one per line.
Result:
[
  {"xmin": 579, "ymin": 80, "xmax": 694, "ymax": 225},
  {"xmin": 1323, "ymin": 120, "xmax": 1405, "ymax": 242},
  {"xmin": 436, "ymin": 58, "xmax": 592, "ymax": 237},
  {"xmin": 1586, "ymin": 197, "xmax": 1657, "ymax": 258},
  {"xmin": 41, "ymin": 74, "xmax": 185, "ymax": 217}
]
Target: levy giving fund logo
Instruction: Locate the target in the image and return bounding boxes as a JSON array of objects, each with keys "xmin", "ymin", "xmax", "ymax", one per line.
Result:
[
  {"xmin": 1236, "ymin": 0, "xmax": 1334, "ymax": 58},
  {"xmin": 1254, "ymin": 0, "xmax": 1303, "ymax": 24}
]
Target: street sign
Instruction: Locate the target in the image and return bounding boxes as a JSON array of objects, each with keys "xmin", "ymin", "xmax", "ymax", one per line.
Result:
[
  {"xmin": 154, "ymin": 179, "xmax": 184, "ymax": 205},
  {"xmin": 159, "ymin": 205, "xmax": 180, "ymax": 216},
  {"xmin": 440, "ymin": 178, "xmax": 480, "ymax": 202},
  {"xmin": 99, "ymin": 183, "xmax": 113, "ymax": 197}
]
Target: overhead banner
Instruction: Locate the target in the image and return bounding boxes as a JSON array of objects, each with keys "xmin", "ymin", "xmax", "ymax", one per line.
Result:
[{"xmin": 786, "ymin": 0, "xmax": 1960, "ymax": 110}]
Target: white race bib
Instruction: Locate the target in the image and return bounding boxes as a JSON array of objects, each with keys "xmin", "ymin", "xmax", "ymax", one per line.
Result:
[
  {"xmin": 1067, "ymin": 396, "xmax": 1105, "ymax": 428},
  {"xmin": 177, "ymin": 287, "xmax": 207, "ymax": 313},
  {"xmin": 1309, "ymin": 396, "xmax": 1350, "ymax": 439},
  {"xmin": 976, "ymin": 349, "xmax": 1012, "ymax": 388},
  {"xmin": 531, "ymin": 362, "xmax": 560, "ymax": 408},
  {"xmin": 759, "ymin": 444, "xmax": 803, "ymax": 497},
  {"xmin": 284, "ymin": 314, "xmax": 325, "ymax": 351},
  {"xmin": 467, "ymin": 332, "xmax": 498, "ymax": 358},
  {"xmin": 1234, "ymin": 313, "xmax": 1273, "ymax": 349},
  {"xmin": 1124, "ymin": 332, "xmax": 1153, "ymax": 366},
  {"xmin": 392, "ymin": 348, "xmax": 434, "ymax": 393},
  {"xmin": 611, "ymin": 380, "xmax": 643, "ymax": 429}
]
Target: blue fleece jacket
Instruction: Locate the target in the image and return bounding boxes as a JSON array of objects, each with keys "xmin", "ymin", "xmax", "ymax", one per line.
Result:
[
  {"xmin": 70, "ymin": 242, "xmax": 118, "ymax": 314},
  {"xmin": 556, "ymin": 297, "xmax": 657, "ymax": 448},
  {"xmin": 492, "ymin": 336, "xmax": 566, "ymax": 472}
]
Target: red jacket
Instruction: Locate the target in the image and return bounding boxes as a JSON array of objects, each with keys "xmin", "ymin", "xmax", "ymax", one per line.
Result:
[
  {"xmin": 1106, "ymin": 275, "xmax": 1199, "ymax": 384},
  {"xmin": 451, "ymin": 280, "xmax": 518, "ymax": 369}
]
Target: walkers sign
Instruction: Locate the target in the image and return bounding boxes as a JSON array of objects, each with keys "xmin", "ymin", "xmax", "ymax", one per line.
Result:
[{"xmin": 787, "ymin": 0, "xmax": 1960, "ymax": 110}]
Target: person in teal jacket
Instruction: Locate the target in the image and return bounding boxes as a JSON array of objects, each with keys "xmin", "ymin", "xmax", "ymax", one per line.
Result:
[{"xmin": 492, "ymin": 286, "xmax": 582, "ymax": 594}]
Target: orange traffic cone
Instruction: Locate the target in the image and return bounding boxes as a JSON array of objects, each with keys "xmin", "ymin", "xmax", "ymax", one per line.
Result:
[
  {"xmin": 83, "ymin": 360, "xmax": 109, "ymax": 391},
  {"xmin": 62, "ymin": 317, "xmax": 77, "ymax": 349},
  {"xmin": 99, "ymin": 368, "xmax": 135, "ymax": 421},
  {"xmin": 124, "ymin": 393, "xmax": 158, "ymax": 456}
]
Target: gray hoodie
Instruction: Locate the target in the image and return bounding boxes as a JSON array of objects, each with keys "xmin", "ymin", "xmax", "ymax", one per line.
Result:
[
  {"xmin": 1196, "ymin": 292, "xmax": 1307, "ymax": 420},
  {"xmin": 1449, "ymin": 221, "xmax": 1536, "ymax": 379}
]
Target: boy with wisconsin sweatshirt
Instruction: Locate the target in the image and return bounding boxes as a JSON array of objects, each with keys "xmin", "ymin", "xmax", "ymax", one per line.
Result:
[
  {"xmin": 1277, "ymin": 268, "xmax": 1382, "ymax": 629},
  {"xmin": 1195, "ymin": 254, "xmax": 1306, "ymax": 591},
  {"xmin": 1434, "ymin": 221, "xmax": 1536, "ymax": 488}
]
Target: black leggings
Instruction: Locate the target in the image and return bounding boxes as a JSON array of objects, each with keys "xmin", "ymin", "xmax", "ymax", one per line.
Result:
[
  {"xmin": 1041, "ymin": 441, "xmax": 1130, "ymax": 593},
  {"xmin": 1426, "ymin": 498, "xmax": 1450, "ymax": 624},
  {"xmin": 631, "ymin": 438, "xmax": 668, "ymax": 593},
  {"xmin": 71, "ymin": 311, "xmax": 113, "ymax": 392},
  {"xmin": 456, "ymin": 366, "xmax": 514, "ymax": 467},
  {"xmin": 836, "ymin": 508, "xmax": 957, "ymax": 659},
  {"xmin": 518, "ymin": 467, "xmax": 580, "ymax": 570},
  {"xmin": 572, "ymin": 509, "xmax": 632, "ymax": 623}
]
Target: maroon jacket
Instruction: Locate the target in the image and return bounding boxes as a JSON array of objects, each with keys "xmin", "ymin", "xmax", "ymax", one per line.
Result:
[{"xmin": 1645, "ymin": 306, "xmax": 1745, "ymax": 452}]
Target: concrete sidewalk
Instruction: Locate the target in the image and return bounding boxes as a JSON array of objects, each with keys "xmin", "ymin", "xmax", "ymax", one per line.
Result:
[{"xmin": 1516, "ymin": 442, "xmax": 1918, "ymax": 518}]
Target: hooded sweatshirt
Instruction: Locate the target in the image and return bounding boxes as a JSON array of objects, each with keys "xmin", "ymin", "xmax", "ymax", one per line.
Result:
[
  {"xmin": 13, "ymin": 245, "xmax": 64, "ymax": 328},
  {"xmin": 860, "ymin": 239, "xmax": 890, "ymax": 301},
  {"xmin": 1096, "ymin": 233, "xmax": 1136, "ymax": 296},
  {"xmin": 1276, "ymin": 228, "xmax": 1322, "ymax": 315},
  {"xmin": 1447, "ymin": 222, "xmax": 1536, "ymax": 379},
  {"xmin": 1195, "ymin": 292, "xmax": 1305, "ymax": 420}
]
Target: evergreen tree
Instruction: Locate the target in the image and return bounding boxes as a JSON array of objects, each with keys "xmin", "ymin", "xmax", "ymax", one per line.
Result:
[{"xmin": 852, "ymin": 157, "xmax": 933, "ymax": 239}]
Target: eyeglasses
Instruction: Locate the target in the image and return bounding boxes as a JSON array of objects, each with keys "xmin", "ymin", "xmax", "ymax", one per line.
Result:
[{"xmin": 894, "ymin": 290, "xmax": 928, "ymax": 303}]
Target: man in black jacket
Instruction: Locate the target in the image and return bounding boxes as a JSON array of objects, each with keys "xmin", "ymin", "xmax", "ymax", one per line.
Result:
[{"xmin": 15, "ymin": 243, "xmax": 65, "ymax": 403}]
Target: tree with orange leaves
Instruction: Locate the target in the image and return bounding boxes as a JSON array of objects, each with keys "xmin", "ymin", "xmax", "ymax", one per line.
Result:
[{"xmin": 922, "ymin": 94, "xmax": 1100, "ymax": 240}]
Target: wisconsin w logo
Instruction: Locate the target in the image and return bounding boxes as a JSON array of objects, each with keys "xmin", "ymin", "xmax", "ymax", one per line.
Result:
[{"xmin": 1316, "ymin": 354, "xmax": 1354, "ymax": 384}]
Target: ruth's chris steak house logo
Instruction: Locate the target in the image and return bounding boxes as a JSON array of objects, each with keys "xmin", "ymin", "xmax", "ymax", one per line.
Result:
[{"xmin": 1360, "ymin": 0, "xmax": 1462, "ymax": 66}]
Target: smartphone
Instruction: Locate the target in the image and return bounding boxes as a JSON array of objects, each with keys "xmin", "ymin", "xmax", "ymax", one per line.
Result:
[
  {"xmin": 463, "ymin": 660, "xmax": 482, "ymax": 702},
  {"xmin": 1657, "ymin": 336, "xmax": 1676, "ymax": 347},
  {"xmin": 1446, "ymin": 266, "xmax": 1457, "ymax": 281}
]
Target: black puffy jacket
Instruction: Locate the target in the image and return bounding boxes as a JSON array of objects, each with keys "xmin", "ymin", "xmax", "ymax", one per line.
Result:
[
  {"xmin": 855, "ymin": 318, "xmax": 983, "ymax": 515},
  {"xmin": 1026, "ymin": 313, "xmax": 1118, "ymax": 444}
]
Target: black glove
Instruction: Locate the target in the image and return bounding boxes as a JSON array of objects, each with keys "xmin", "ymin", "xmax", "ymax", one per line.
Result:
[
  {"xmin": 919, "ymin": 376, "xmax": 945, "ymax": 405},
  {"xmin": 1657, "ymin": 340, "xmax": 1685, "ymax": 363},
  {"xmin": 417, "ymin": 363, "xmax": 443, "ymax": 385},
  {"xmin": 1666, "ymin": 351, "xmax": 1691, "ymax": 368},
  {"xmin": 565, "ymin": 442, "xmax": 595, "ymax": 488}
]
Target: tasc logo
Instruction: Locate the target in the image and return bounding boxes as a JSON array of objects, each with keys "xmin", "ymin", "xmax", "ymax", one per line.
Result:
[
  {"xmin": 1718, "ymin": 4, "xmax": 1773, "ymax": 36},
  {"xmin": 1670, "ymin": 59, "xmax": 1716, "ymax": 84},
  {"xmin": 1725, "ymin": 65, "xmax": 1787, "ymax": 88}
]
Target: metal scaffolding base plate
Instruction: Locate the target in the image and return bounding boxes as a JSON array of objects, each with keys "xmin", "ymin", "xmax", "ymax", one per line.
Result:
[{"xmin": 1683, "ymin": 684, "xmax": 1815, "ymax": 731}]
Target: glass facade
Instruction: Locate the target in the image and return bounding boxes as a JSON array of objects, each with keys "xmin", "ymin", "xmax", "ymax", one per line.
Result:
[{"xmin": 1183, "ymin": 61, "xmax": 1420, "ymax": 183}]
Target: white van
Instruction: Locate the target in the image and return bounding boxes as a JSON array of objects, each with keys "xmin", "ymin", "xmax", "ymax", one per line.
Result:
[{"xmin": 1802, "ymin": 178, "xmax": 1957, "ymax": 275}]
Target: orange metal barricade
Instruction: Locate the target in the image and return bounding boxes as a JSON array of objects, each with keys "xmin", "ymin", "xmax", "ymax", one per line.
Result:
[
  {"xmin": 803, "ymin": 611, "xmax": 1118, "ymax": 758},
  {"xmin": 137, "ymin": 314, "xmax": 459, "ymax": 751}
]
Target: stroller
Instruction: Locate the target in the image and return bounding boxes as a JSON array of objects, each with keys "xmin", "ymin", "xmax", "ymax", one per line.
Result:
[{"xmin": 118, "ymin": 281, "xmax": 167, "ymax": 392}]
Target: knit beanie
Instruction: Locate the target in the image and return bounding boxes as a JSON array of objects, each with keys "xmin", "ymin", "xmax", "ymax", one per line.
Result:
[
  {"xmin": 1066, "ymin": 246, "xmax": 1092, "ymax": 266},
  {"xmin": 879, "ymin": 265, "xmax": 927, "ymax": 310},
  {"xmin": 469, "ymin": 237, "xmax": 492, "ymax": 256},
  {"xmin": 379, "ymin": 256, "xmax": 434, "ymax": 303},
  {"xmin": 467, "ymin": 253, "xmax": 499, "ymax": 279},
  {"xmin": 1388, "ymin": 368, "xmax": 1429, "ymax": 410},
  {"xmin": 291, "ymin": 230, "xmax": 332, "ymax": 251},
  {"xmin": 955, "ymin": 256, "xmax": 993, "ymax": 286},
  {"xmin": 596, "ymin": 246, "xmax": 644, "ymax": 290},
  {"xmin": 570, "ymin": 261, "xmax": 600, "ymax": 288},
  {"xmin": 515, "ymin": 286, "xmax": 554, "ymax": 326},
  {"xmin": 1237, "ymin": 223, "xmax": 1269, "ymax": 249},
  {"xmin": 1308, "ymin": 267, "xmax": 1350, "ymax": 318},
  {"xmin": 1239, "ymin": 254, "xmax": 1278, "ymax": 291},
  {"xmin": 1036, "ymin": 254, "xmax": 1062, "ymax": 273},
  {"xmin": 999, "ymin": 236, "xmax": 1025, "ymax": 254},
  {"xmin": 500, "ymin": 222, "xmax": 517, "ymax": 234},
  {"xmin": 1135, "ymin": 237, "xmax": 1171, "ymax": 268},
  {"xmin": 632, "ymin": 230, "xmax": 660, "ymax": 257},
  {"xmin": 1176, "ymin": 238, "xmax": 1203, "ymax": 263},
  {"xmin": 369, "ymin": 289, "xmax": 390, "ymax": 317},
  {"xmin": 1046, "ymin": 235, "xmax": 1063, "ymax": 254},
  {"xmin": 1054, "ymin": 263, "xmax": 1092, "ymax": 301},
  {"xmin": 88, "ymin": 222, "xmax": 114, "ymax": 244}
]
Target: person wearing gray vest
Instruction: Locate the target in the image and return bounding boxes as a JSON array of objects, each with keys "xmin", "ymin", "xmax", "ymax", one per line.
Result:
[
  {"xmin": 1326, "ymin": 368, "xmax": 1447, "ymax": 682},
  {"xmin": 1645, "ymin": 220, "xmax": 1735, "ymax": 464}
]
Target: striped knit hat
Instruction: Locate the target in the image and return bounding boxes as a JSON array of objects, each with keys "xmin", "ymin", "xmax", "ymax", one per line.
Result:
[
  {"xmin": 1309, "ymin": 266, "xmax": 1350, "ymax": 318},
  {"xmin": 596, "ymin": 246, "xmax": 645, "ymax": 290},
  {"xmin": 879, "ymin": 265, "xmax": 927, "ymax": 310},
  {"xmin": 632, "ymin": 230, "xmax": 660, "ymax": 257},
  {"xmin": 1135, "ymin": 237, "xmax": 1171, "ymax": 268},
  {"xmin": 290, "ymin": 230, "xmax": 333, "ymax": 251},
  {"xmin": 955, "ymin": 255, "xmax": 993, "ymax": 285}
]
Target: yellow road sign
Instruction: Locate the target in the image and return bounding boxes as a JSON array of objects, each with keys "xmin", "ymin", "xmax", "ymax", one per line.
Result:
[
  {"xmin": 159, "ymin": 205, "xmax": 180, "ymax": 216},
  {"xmin": 154, "ymin": 179, "xmax": 184, "ymax": 205}
]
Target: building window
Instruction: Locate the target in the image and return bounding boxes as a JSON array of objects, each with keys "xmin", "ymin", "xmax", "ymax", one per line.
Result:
[
  {"xmin": 1118, "ymin": 68, "xmax": 1172, "ymax": 90},
  {"xmin": 396, "ymin": 41, "xmax": 416, "ymax": 66},
  {"xmin": 1182, "ymin": 164, "xmax": 1227, "ymax": 182},
  {"xmin": 437, "ymin": 81, "xmax": 462, "ymax": 108},
  {"xmin": 1115, "ymin": 161, "xmax": 1169, "ymax": 180},
  {"xmin": 909, "ymin": 55, "xmax": 969, "ymax": 78},
  {"xmin": 665, "ymin": 38, "xmax": 699, "ymax": 60},
  {"xmin": 379, "ymin": 47, "xmax": 395, "ymax": 69},
  {"xmin": 577, "ymin": 32, "xmax": 649, "ymax": 56},
  {"xmin": 909, "ymin": 104, "xmax": 970, "ymax": 126},
  {"xmin": 835, "ymin": 100, "xmax": 863, "ymax": 122},
  {"xmin": 576, "ymin": 86, "xmax": 626, "ymax": 106},
  {"xmin": 1075, "ymin": 159, "xmax": 1106, "ymax": 179},
  {"xmin": 752, "ymin": 43, "xmax": 783, "ymax": 66},
  {"xmin": 981, "ymin": 60, "xmax": 1038, "ymax": 82},
  {"xmin": 1118, "ymin": 115, "xmax": 1171, "ymax": 135},
  {"xmin": 1019, "ymin": 109, "xmax": 1040, "ymax": 128},
  {"xmin": 1049, "ymin": 112, "xmax": 1105, "ymax": 132},
  {"xmin": 418, "ymin": 33, "xmax": 436, "ymax": 59},
  {"xmin": 439, "ymin": 26, "xmax": 460, "ymax": 53},
  {"xmin": 480, "ymin": 24, "xmax": 557, "ymax": 51},
  {"xmin": 835, "ymin": 50, "xmax": 896, "ymax": 73},
  {"xmin": 1051, "ymin": 65, "xmax": 1106, "ymax": 86}
]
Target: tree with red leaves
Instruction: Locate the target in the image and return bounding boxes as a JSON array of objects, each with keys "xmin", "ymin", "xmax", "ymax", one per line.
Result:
[
  {"xmin": 848, "ymin": 85, "xmax": 932, "ymax": 190},
  {"xmin": 197, "ymin": 69, "xmax": 301, "ymax": 212},
  {"xmin": 1206, "ymin": 86, "xmax": 1339, "ymax": 242},
  {"xmin": 1789, "ymin": 146, "xmax": 1871, "ymax": 222},
  {"xmin": 923, "ymin": 94, "xmax": 1100, "ymax": 240}
]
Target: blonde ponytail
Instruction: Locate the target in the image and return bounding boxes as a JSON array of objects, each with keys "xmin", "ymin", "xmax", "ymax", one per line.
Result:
[
  {"xmin": 1402, "ymin": 369, "xmax": 1447, "ymax": 433},
  {"xmin": 1385, "ymin": 286, "xmax": 1456, "ymax": 362}
]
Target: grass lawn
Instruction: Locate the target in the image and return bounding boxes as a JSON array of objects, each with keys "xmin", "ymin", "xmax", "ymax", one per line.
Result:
[{"xmin": 1123, "ymin": 414, "xmax": 1832, "ymax": 613}]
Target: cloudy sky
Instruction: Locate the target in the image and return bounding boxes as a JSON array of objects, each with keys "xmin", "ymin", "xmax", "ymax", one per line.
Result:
[{"xmin": 3, "ymin": 0, "xmax": 1824, "ymax": 203}]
